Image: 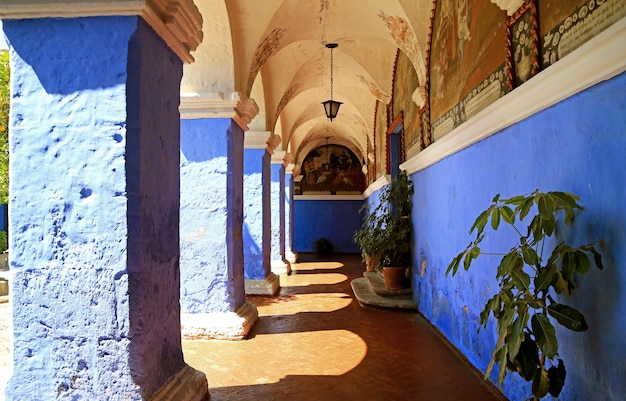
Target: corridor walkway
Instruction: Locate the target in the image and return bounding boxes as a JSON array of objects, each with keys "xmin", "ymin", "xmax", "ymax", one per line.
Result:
[{"xmin": 183, "ymin": 254, "xmax": 508, "ymax": 401}]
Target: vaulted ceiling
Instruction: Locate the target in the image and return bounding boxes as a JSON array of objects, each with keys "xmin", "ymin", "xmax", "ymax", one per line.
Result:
[{"xmin": 182, "ymin": 0, "xmax": 434, "ymax": 167}]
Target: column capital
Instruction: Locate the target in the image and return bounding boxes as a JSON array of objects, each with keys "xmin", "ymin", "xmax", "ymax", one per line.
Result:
[{"xmin": 0, "ymin": 0, "xmax": 203, "ymax": 63}]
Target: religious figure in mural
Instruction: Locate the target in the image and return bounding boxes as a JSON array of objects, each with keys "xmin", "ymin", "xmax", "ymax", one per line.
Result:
[{"xmin": 298, "ymin": 145, "xmax": 366, "ymax": 195}]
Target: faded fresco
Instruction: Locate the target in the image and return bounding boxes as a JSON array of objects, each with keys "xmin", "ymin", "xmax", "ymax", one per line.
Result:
[
  {"xmin": 393, "ymin": 50, "xmax": 423, "ymax": 158},
  {"xmin": 430, "ymin": 0, "xmax": 507, "ymax": 136},
  {"xmin": 540, "ymin": 0, "xmax": 626, "ymax": 68},
  {"xmin": 298, "ymin": 145, "xmax": 366, "ymax": 195},
  {"xmin": 375, "ymin": 101, "xmax": 388, "ymax": 177}
]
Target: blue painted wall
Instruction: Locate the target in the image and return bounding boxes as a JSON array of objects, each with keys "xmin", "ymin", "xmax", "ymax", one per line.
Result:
[
  {"xmin": 180, "ymin": 117, "xmax": 246, "ymax": 313},
  {"xmin": 412, "ymin": 72, "xmax": 626, "ymax": 400},
  {"xmin": 293, "ymin": 199, "xmax": 363, "ymax": 253},
  {"xmin": 270, "ymin": 163, "xmax": 282, "ymax": 262},
  {"xmin": 5, "ymin": 16, "xmax": 184, "ymax": 399},
  {"xmin": 243, "ymin": 148, "xmax": 264, "ymax": 279}
]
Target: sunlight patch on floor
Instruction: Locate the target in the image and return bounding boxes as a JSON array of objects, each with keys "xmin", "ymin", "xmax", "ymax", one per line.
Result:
[{"xmin": 183, "ymin": 329, "xmax": 367, "ymax": 387}]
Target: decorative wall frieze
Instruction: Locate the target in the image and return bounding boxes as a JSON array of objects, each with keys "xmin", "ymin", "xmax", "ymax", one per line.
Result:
[
  {"xmin": 491, "ymin": 0, "xmax": 525, "ymax": 16},
  {"xmin": 401, "ymin": 17, "xmax": 626, "ymax": 176},
  {"xmin": 0, "ymin": 0, "xmax": 203, "ymax": 63}
]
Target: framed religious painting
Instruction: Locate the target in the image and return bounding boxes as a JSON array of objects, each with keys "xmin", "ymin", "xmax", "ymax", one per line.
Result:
[{"xmin": 506, "ymin": 0, "xmax": 540, "ymax": 89}]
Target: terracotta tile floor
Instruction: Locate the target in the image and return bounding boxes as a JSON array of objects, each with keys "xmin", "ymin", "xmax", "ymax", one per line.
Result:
[{"xmin": 183, "ymin": 254, "xmax": 507, "ymax": 401}]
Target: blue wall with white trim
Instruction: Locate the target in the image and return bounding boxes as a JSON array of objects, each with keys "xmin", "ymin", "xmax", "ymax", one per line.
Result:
[{"xmin": 412, "ymin": 71, "xmax": 626, "ymax": 400}]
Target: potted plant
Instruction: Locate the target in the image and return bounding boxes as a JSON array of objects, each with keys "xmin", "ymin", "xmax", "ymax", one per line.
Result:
[
  {"xmin": 446, "ymin": 190, "xmax": 603, "ymax": 400},
  {"xmin": 369, "ymin": 170, "xmax": 414, "ymax": 289},
  {"xmin": 353, "ymin": 204, "xmax": 384, "ymax": 271}
]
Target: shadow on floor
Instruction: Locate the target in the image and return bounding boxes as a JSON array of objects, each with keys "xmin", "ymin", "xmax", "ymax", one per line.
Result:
[{"xmin": 183, "ymin": 253, "xmax": 508, "ymax": 401}]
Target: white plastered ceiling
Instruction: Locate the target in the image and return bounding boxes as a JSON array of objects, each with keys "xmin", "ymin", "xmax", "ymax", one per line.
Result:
[{"xmin": 183, "ymin": 0, "xmax": 434, "ymax": 169}]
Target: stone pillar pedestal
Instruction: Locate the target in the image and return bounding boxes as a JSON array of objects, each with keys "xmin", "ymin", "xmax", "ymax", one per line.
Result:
[
  {"xmin": 179, "ymin": 97, "xmax": 259, "ymax": 340},
  {"xmin": 1, "ymin": 3, "xmax": 207, "ymax": 399},
  {"xmin": 242, "ymin": 132, "xmax": 281, "ymax": 295}
]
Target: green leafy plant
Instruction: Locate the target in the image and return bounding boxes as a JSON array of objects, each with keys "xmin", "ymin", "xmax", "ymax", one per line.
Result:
[
  {"xmin": 354, "ymin": 171, "xmax": 414, "ymax": 269},
  {"xmin": 446, "ymin": 190, "xmax": 603, "ymax": 400},
  {"xmin": 0, "ymin": 231, "xmax": 6, "ymax": 253},
  {"xmin": 353, "ymin": 203, "xmax": 384, "ymax": 266}
]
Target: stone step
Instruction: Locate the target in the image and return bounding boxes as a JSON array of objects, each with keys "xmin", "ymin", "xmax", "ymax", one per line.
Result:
[
  {"xmin": 350, "ymin": 277, "xmax": 417, "ymax": 311},
  {"xmin": 364, "ymin": 271, "xmax": 412, "ymax": 297}
]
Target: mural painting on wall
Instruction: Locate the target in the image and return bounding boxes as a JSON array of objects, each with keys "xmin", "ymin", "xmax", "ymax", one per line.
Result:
[
  {"xmin": 540, "ymin": 0, "xmax": 626, "ymax": 69},
  {"xmin": 430, "ymin": 0, "xmax": 508, "ymax": 140},
  {"xmin": 507, "ymin": 1, "xmax": 540, "ymax": 88},
  {"xmin": 393, "ymin": 50, "xmax": 424, "ymax": 159},
  {"xmin": 298, "ymin": 145, "xmax": 366, "ymax": 195},
  {"xmin": 375, "ymin": 101, "xmax": 388, "ymax": 177}
]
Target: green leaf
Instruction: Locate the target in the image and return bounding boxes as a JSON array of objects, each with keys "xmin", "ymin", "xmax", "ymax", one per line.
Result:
[
  {"xmin": 518, "ymin": 197, "xmax": 534, "ymax": 221},
  {"xmin": 561, "ymin": 250, "xmax": 577, "ymax": 281},
  {"xmin": 537, "ymin": 194, "xmax": 554, "ymax": 220},
  {"xmin": 446, "ymin": 252, "xmax": 464, "ymax": 276},
  {"xmin": 480, "ymin": 294, "xmax": 500, "ymax": 328},
  {"xmin": 501, "ymin": 205, "xmax": 515, "ymax": 224},
  {"xmin": 535, "ymin": 263, "xmax": 556, "ymax": 292},
  {"xmin": 522, "ymin": 244, "xmax": 538, "ymax": 267},
  {"xmin": 548, "ymin": 359, "xmax": 567, "ymax": 397},
  {"xmin": 513, "ymin": 334, "xmax": 539, "ymax": 380},
  {"xmin": 547, "ymin": 303, "xmax": 588, "ymax": 331},
  {"xmin": 463, "ymin": 245, "xmax": 481, "ymax": 271},
  {"xmin": 510, "ymin": 265, "xmax": 531, "ymax": 292},
  {"xmin": 504, "ymin": 194, "xmax": 527, "ymax": 206},
  {"xmin": 497, "ymin": 252, "xmax": 522, "ymax": 278},
  {"xmin": 470, "ymin": 207, "xmax": 492, "ymax": 237},
  {"xmin": 551, "ymin": 270, "xmax": 569, "ymax": 295},
  {"xmin": 532, "ymin": 366, "xmax": 550, "ymax": 399},
  {"xmin": 492, "ymin": 194, "xmax": 501, "ymax": 203},
  {"xmin": 549, "ymin": 191, "xmax": 581, "ymax": 210},
  {"xmin": 491, "ymin": 207, "xmax": 501, "ymax": 230},
  {"xmin": 544, "ymin": 213, "xmax": 556, "ymax": 236},
  {"xmin": 532, "ymin": 313, "xmax": 558, "ymax": 358},
  {"xmin": 508, "ymin": 311, "xmax": 529, "ymax": 359},
  {"xmin": 581, "ymin": 242, "xmax": 604, "ymax": 271}
]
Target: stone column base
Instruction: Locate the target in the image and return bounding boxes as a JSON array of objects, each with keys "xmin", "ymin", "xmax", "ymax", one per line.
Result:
[
  {"xmin": 245, "ymin": 272, "xmax": 280, "ymax": 296},
  {"xmin": 285, "ymin": 250, "xmax": 298, "ymax": 264},
  {"xmin": 271, "ymin": 259, "xmax": 292, "ymax": 276},
  {"xmin": 181, "ymin": 301, "xmax": 258, "ymax": 340},
  {"xmin": 149, "ymin": 364, "xmax": 209, "ymax": 401}
]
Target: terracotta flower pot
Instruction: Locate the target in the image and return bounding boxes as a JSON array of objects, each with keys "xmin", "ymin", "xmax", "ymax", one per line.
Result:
[
  {"xmin": 365, "ymin": 255, "xmax": 378, "ymax": 272},
  {"xmin": 382, "ymin": 266, "xmax": 405, "ymax": 289}
]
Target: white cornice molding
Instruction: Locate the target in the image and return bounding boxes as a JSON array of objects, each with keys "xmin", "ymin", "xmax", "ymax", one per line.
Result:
[
  {"xmin": 0, "ymin": 0, "xmax": 203, "ymax": 64},
  {"xmin": 180, "ymin": 92, "xmax": 259, "ymax": 132},
  {"xmin": 244, "ymin": 131, "xmax": 271, "ymax": 149},
  {"xmin": 362, "ymin": 175, "xmax": 391, "ymax": 199},
  {"xmin": 294, "ymin": 194, "xmax": 364, "ymax": 201},
  {"xmin": 402, "ymin": 16, "xmax": 626, "ymax": 176},
  {"xmin": 180, "ymin": 92, "xmax": 240, "ymax": 119},
  {"xmin": 271, "ymin": 150, "xmax": 286, "ymax": 165}
]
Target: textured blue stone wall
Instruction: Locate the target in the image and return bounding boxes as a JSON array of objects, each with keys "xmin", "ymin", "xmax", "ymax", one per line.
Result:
[
  {"xmin": 5, "ymin": 16, "xmax": 184, "ymax": 399},
  {"xmin": 180, "ymin": 118, "xmax": 245, "ymax": 312},
  {"xmin": 270, "ymin": 163, "xmax": 282, "ymax": 262},
  {"xmin": 412, "ymin": 72, "xmax": 626, "ymax": 400},
  {"xmin": 243, "ymin": 148, "xmax": 264, "ymax": 279},
  {"xmin": 293, "ymin": 199, "xmax": 362, "ymax": 253}
]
